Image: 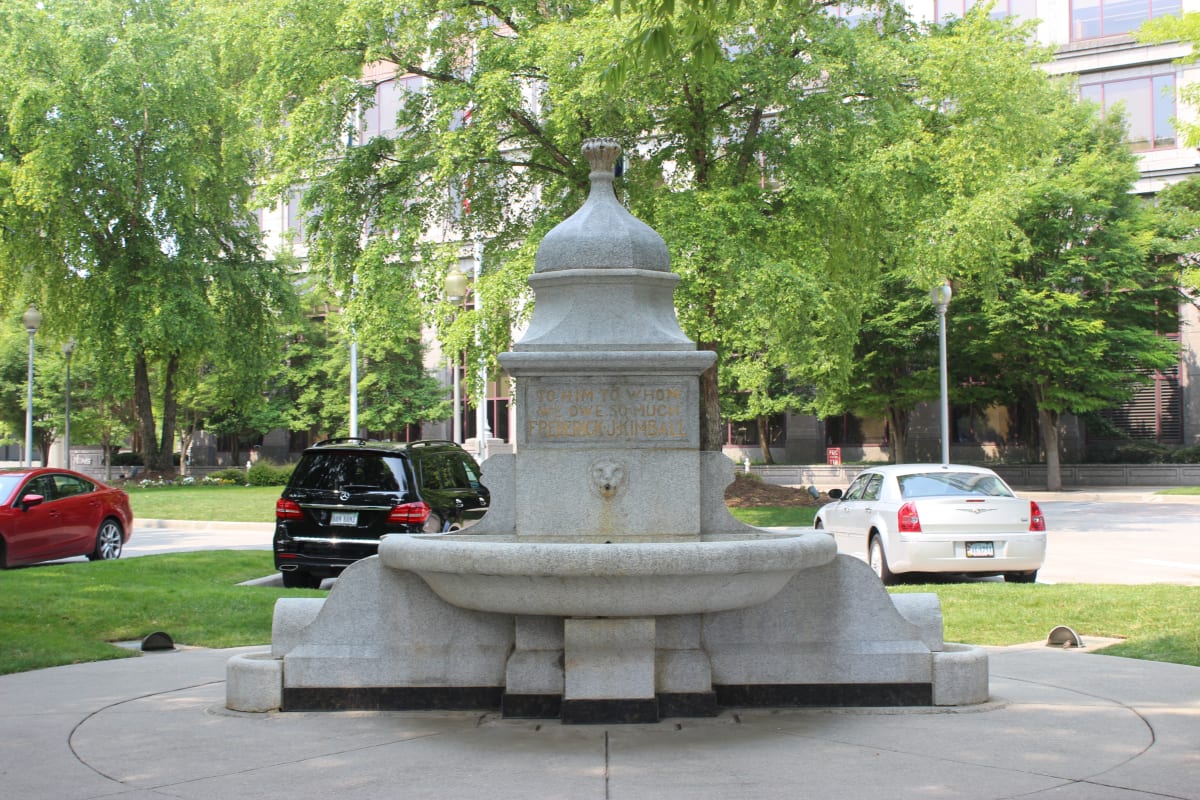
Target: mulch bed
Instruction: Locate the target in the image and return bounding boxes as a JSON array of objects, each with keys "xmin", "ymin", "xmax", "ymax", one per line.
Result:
[{"xmin": 724, "ymin": 473, "xmax": 830, "ymax": 508}]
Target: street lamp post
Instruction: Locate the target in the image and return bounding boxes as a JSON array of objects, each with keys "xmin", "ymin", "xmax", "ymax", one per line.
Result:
[
  {"xmin": 444, "ymin": 267, "xmax": 469, "ymax": 445},
  {"xmin": 22, "ymin": 304, "xmax": 42, "ymax": 468},
  {"xmin": 930, "ymin": 281, "xmax": 953, "ymax": 466},
  {"xmin": 349, "ymin": 335, "xmax": 358, "ymax": 438},
  {"xmin": 62, "ymin": 337, "xmax": 76, "ymax": 469},
  {"xmin": 473, "ymin": 240, "xmax": 490, "ymax": 463}
]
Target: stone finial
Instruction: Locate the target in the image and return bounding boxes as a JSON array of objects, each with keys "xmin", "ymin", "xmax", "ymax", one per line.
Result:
[
  {"xmin": 582, "ymin": 138, "xmax": 621, "ymax": 180},
  {"xmin": 531, "ymin": 137, "xmax": 670, "ymax": 274}
]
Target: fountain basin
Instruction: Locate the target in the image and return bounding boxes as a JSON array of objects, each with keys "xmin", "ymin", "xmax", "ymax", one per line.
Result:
[{"xmin": 378, "ymin": 532, "xmax": 836, "ymax": 617}]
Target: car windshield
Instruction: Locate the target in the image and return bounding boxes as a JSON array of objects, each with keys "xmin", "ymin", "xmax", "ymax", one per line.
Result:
[
  {"xmin": 897, "ymin": 472, "xmax": 1013, "ymax": 499},
  {"xmin": 289, "ymin": 453, "xmax": 408, "ymax": 493},
  {"xmin": 0, "ymin": 474, "xmax": 25, "ymax": 504}
]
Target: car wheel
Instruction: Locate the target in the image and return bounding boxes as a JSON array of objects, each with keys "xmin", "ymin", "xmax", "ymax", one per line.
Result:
[
  {"xmin": 1004, "ymin": 570, "xmax": 1038, "ymax": 584},
  {"xmin": 282, "ymin": 570, "xmax": 323, "ymax": 589},
  {"xmin": 88, "ymin": 519, "xmax": 124, "ymax": 561},
  {"xmin": 423, "ymin": 514, "xmax": 446, "ymax": 534},
  {"xmin": 868, "ymin": 535, "xmax": 897, "ymax": 586}
]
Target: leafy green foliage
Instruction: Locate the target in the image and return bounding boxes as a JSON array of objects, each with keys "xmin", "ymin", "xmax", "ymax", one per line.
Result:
[
  {"xmin": 0, "ymin": 0, "xmax": 291, "ymax": 471},
  {"xmin": 246, "ymin": 460, "xmax": 295, "ymax": 486}
]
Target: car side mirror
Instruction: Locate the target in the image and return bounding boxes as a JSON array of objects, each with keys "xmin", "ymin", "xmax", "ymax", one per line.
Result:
[
  {"xmin": 19, "ymin": 493, "xmax": 45, "ymax": 510},
  {"xmin": 827, "ymin": 489, "xmax": 843, "ymax": 500}
]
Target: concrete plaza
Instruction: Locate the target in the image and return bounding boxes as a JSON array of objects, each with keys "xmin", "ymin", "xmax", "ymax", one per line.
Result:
[{"xmin": 1, "ymin": 640, "xmax": 1197, "ymax": 799}]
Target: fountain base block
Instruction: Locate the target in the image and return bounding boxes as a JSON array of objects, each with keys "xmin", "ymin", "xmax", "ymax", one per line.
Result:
[{"xmin": 232, "ymin": 553, "xmax": 989, "ymax": 721}]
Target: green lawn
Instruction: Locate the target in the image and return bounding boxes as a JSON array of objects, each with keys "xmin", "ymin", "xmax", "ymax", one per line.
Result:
[
  {"xmin": 727, "ymin": 506, "xmax": 818, "ymax": 528},
  {"xmin": 0, "ymin": 551, "xmax": 318, "ymax": 675},
  {"xmin": 3, "ymin": 485, "xmax": 1193, "ymax": 677},
  {"xmin": 126, "ymin": 484, "xmax": 281, "ymax": 522},
  {"xmin": 1, "ymin": 549, "xmax": 1196, "ymax": 676}
]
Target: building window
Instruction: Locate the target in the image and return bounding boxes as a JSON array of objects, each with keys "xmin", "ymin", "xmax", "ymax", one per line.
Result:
[
  {"xmin": 1098, "ymin": 340, "xmax": 1183, "ymax": 444},
  {"xmin": 935, "ymin": 0, "xmax": 1037, "ymax": 20},
  {"xmin": 1071, "ymin": 0, "xmax": 1180, "ymax": 41},
  {"xmin": 952, "ymin": 404, "xmax": 1020, "ymax": 444},
  {"xmin": 725, "ymin": 415, "xmax": 787, "ymax": 447},
  {"xmin": 360, "ymin": 75, "xmax": 425, "ymax": 142},
  {"xmin": 1079, "ymin": 74, "xmax": 1176, "ymax": 151},
  {"xmin": 285, "ymin": 191, "xmax": 307, "ymax": 238},
  {"xmin": 824, "ymin": 414, "xmax": 888, "ymax": 446},
  {"xmin": 832, "ymin": 3, "xmax": 872, "ymax": 26}
]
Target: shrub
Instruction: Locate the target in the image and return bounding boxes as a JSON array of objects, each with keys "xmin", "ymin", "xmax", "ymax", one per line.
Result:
[
  {"xmin": 110, "ymin": 451, "xmax": 143, "ymax": 467},
  {"xmin": 208, "ymin": 468, "xmax": 249, "ymax": 484},
  {"xmin": 1165, "ymin": 445, "xmax": 1200, "ymax": 464},
  {"xmin": 246, "ymin": 461, "xmax": 294, "ymax": 487},
  {"xmin": 1110, "ymin": 443, "xmax": 1171, "ymax": 464}
]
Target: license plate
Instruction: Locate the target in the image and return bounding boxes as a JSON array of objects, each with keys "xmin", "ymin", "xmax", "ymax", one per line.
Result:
[
  {"xmin": 330, "ymin": 511, "xmax": 357, "ymax": 527},
  {"xmin": 966, "ymin": 541, "xmax": 994, "ymax": 558}
]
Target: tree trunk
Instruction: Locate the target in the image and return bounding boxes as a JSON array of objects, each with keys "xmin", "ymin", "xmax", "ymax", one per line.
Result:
[
  {"xmin": 154, "ymin": 353, "xmax": 179, "ymax": 474},
  {"xmin": 132, "ymin": 350, "xmax": 160, "ymax": 471},
  {"xmin": 37, "ymin": 430, "xmax": 54, "ymax": 468},
  {"xmin": 698, "ymin": 352, "xmax": 723, "ymax": 452},
  {"xmin": 756, "ymin": 415, "xmax": 775, "ymax": 465},
  {"xmin": 102, "ymin": 434, "xmax": 113, "ymax": 482},
  {"xmin": 1038, "ymin": 406, "xmax": 1062, "ymax": 491},
  {"xmin": 886, "ymin": 405, "xmax": 909, "ymax": 464}
]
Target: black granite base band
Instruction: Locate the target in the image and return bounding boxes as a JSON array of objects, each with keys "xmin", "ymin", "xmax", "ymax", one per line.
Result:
[
  {"xmin": 282, "ymin": 686, "xmax": 503, "ymax": 712},
  {"xmin": 657, "ymin": 692, "xmax": 719, "ymax": 718},
  {"xmin": 282, "ymin": 683, "xmax": 932, "ymax": 716},
  {"xmin": 502, "ymin": 693, "xmax": 563, "ymax": 719},
  {"xmin": 715, "ymin": 682, "xmax": 933, "ymax": 708},
  {"xmin": 561, "ymin": 698, "xmax": 659, "ymax": 725}
]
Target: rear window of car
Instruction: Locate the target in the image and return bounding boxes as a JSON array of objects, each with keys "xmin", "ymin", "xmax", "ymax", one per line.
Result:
[
  {"xmin": 417, "ymin": 452, "xmax": 480, "ymax": 491},
  {"xmin": 897, "ymin": 472, "xmax": 1013, "ymax": 499},
  {"xmin": 289, "ymin": 452, "xmax": 409, "ymax": 493}
]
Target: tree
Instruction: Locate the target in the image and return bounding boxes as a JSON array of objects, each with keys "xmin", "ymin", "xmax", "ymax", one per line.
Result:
[
  {"xmin": 956, "ymin": 106, "xmax": 1180, "ymax": 489},
  {"xmin": 0, "ymin": 0, "xmax": 289, "ymax": 472},
  {"xmin": 805, "ymin": 10, "xmax": 1096, "ymax": 465},
  {"xmin": 241, "ymin": 0, "xmax": 920, "ymax": 454}
]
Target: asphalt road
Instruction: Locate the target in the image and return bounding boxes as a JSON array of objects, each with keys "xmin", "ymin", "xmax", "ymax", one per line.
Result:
[{"xmin": 1035, "ymin": 499, "xmax": 1200, "ymax": 585}]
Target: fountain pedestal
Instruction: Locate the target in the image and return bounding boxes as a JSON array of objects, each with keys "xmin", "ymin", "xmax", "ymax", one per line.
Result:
[{"xmin": 226, "ymin": 139, "xmax": 989, "ymax": 722}]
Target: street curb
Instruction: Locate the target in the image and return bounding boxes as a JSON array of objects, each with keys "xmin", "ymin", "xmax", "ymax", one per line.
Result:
[{"xmin": 137, "ymin": 519, "xmax": 275, "ymax": 532}]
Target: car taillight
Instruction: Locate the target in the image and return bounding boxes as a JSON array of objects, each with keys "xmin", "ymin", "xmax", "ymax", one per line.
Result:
[
  {"xmin": 897, "ymin": 501, "xmax": 922, "ymax": 533},
  {"xmin": 275, "ymin": 498, "xmax": 303, "ymax": 520},
  {"xmin": 388, "ymin": 501, "xmax": 431, "ymax": 525},
  {"xmin": 1029, "ymin": 501, "xmax": 1046, "ymax": 532}
]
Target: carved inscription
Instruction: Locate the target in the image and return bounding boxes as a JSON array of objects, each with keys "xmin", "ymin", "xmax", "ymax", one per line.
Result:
[{"xmin": 524, "ymin": 381, "xmax": 693, "ymax": 445}]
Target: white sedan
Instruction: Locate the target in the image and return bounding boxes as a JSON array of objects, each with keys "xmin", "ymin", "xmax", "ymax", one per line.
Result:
[{"xmin": 814, "ymin": 464, "xmax": 1046, "ymax": 584}]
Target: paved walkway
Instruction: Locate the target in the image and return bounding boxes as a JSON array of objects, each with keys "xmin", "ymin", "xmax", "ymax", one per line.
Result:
[{"xmin": 2, "ymin": 641, "xmax": 1197, "ymax": 799}]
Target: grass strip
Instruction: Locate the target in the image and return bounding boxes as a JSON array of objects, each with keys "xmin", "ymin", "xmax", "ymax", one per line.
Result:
[
  {"xmin": 0, "ymin": 551, "xmax": 317, "ymax": 675},
  {"xmin": 2, "ymin": 551, "xmax": 1196, "ymax": 675},
  {"xmin": 125, "ymin": 485, "xmax": 281, "ymax": 523}
]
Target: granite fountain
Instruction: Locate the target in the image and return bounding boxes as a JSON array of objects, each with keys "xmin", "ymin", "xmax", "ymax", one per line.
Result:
[{"xmin": 227, "ymin": 139, "xmax": 988, "ymax": 723}]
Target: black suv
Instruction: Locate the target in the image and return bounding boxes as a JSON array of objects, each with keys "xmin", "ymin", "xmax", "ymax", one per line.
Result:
[{"xmin": 273, "ymin": 438, "xmax": 489, "ymax": 588}]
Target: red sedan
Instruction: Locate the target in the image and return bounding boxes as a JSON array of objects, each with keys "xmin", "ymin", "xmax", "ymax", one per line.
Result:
[{"xmin": 0, "ymin": 468, "xmax": 134, "ymax": 568}]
